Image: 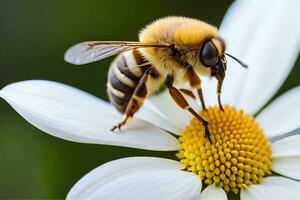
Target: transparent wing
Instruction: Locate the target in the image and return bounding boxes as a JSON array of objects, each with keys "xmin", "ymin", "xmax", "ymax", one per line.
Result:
[{"xmin": 64, "ymin": 41, "xmax": 171, "ymax": 65}]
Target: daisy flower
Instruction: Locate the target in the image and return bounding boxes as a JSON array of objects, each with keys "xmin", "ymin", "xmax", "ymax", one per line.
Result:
[{"xmin": 1, "ymin": 0, "xmax": 300, "ymax": 199}]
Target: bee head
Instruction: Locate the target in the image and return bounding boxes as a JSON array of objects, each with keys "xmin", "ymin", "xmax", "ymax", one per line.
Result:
[
  {"xmin": 199, "ymin": 37, "xmax": 248, "ymax": 82},
  {"xmin": 199, "ymin": 37, "xmax": 227, "ymax": 81}
]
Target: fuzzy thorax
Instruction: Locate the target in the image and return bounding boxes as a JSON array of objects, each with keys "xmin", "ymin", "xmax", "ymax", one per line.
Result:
[{"xmin": 138, "ymin": 16, "xmax": 220, "ymax": 81}]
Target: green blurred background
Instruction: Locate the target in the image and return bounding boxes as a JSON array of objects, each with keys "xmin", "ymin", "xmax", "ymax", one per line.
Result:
[{"xmin": 0, "ymin": 0, "xmax": 299, "ymax": 198}]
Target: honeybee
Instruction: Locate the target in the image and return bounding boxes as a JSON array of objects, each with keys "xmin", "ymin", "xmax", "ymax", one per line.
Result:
[{"xmin": 65, "ymin": 16, "xmax": 247, "ymax": 139}]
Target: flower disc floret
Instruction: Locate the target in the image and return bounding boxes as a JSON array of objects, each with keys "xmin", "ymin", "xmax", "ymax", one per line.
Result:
[{"xmin": 177, "ymin": 106, "xmax": 272, "ymax": 193}]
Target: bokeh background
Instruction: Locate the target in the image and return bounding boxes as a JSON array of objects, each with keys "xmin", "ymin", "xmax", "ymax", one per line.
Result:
[{"xmin": 0, "ymin": 0, "xmax": 299, "ymax": 198}]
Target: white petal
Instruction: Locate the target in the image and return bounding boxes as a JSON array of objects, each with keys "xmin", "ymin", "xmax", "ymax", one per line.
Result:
[
  {"xmin": 197, "ymin": 185, "xmax": 227, "ymax": 200},
  {"xmin": 241, "ymin": 176, "xmax": 300, "ymax": 200},
  {"xmin": 0, "ymin": 80, "xmax": 179, "ymax": 151},
  {"xmin": 67, "ymin": 157, "xmax": 201, "ymax": 200},
  {"xmin": 271, "ymin": 157, "xmax": 300, "ymax": 181},
  {"xmin": 257, "ymin": 86, "xmax": 300, "ymax": 138},
  {"xmin": 206, "ymin": 0, "xmax": 300, "ymax": 113},
  {"xmin": 271, "ymin": 135, "xmax": 300, "ymax": 180},
  {"xmin": 272, "ymin": 134, "xmax": 300, "ymax": 158},
  {"xmin": 235, "ymin": 0, "xmax": 300, "ymax": 114},
  {"xmin": 147, "ymin": 90, "xmax": 197, "ymax": 131},
  {"xmin": 136, "ymin": 100, "xmax": 181, "ymax": 134},
  {"xmin": 89, "ymin": 170, "xmax": 201, "ymax": 200},
  {"xmin": 67, "ymin": 157, "xmax": 184, "ymax": 199}
]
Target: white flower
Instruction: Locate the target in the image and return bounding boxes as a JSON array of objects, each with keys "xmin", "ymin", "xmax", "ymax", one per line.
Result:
[{"xmin": 1, "ymin": 0, "xmax": 300, "ymax": 199}]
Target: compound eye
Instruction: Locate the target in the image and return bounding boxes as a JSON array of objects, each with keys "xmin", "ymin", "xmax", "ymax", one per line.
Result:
[{"xmin": 199, "ymin": 40, "xmax": 218, "ymax": 67}]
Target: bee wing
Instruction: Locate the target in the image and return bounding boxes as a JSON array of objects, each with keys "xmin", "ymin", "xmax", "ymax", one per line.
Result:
[{"xmin": 64, "ymin": 41, "xmax": 171, "ymax": 65}]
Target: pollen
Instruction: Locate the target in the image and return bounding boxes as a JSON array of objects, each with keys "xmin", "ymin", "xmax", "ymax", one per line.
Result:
[{"xmin": 176, "ymin": 106, "xmax": 272, "ymax": 194}]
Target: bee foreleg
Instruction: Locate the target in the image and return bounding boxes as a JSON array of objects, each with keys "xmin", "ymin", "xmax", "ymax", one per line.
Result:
[
  {"xmin": 165, "ymin": 75, "xmax": 211, "ymax": 142},
  {"xmin": 217, "ymin": 78, "xmax": 224, "ymax": 111},
  {"xmin": 111, "ymin": 68, "xmax": 152, "ymax": 132}
]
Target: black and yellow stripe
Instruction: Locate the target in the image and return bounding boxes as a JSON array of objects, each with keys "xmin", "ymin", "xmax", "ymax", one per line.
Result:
[{"xmin": 107, "ymin": 50, "xmax": 152, "ymax": 114}]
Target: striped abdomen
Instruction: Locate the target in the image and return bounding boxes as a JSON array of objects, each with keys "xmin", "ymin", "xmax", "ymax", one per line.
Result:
[{"xmin": 107, "ymin": 50, "xmax": 152, "ymax": 114}]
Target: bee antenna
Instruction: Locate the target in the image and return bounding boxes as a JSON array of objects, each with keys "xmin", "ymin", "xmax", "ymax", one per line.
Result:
[{"xmin": 224, "ymin": 53, "xmax": 248, "ymax": 69}]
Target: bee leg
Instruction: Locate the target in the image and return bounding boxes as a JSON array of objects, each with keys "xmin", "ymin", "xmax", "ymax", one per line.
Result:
[
  {"xmin": 165, "ymin": 75, "xmax": 212, "ymax": 142},
  {"xmin": 197, "ymin": 87, "xmax": 207, "ymax": 111},
  {"xmin": 185, "ymin": 67, "xmax": 207, "ymax": 111},
  {"xmin": 111, "ymin": 68, "xmax": 152, "ymax": 131},
  {"xmin": 217, "ymin": 78, "xmax": 224, "ymax": 111},
  {"xmin": 179, "ymin": 89, "xmax": 196, "ymax": 99},
  {"xmin": 111, "ymin": 115, "xmax": 131, "ymax": 131}
]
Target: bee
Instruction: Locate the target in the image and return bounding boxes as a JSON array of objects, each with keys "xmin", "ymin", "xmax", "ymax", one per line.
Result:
[{"xmin": 64, "ymin": 16, "xmax": 247, "ymax": 139}]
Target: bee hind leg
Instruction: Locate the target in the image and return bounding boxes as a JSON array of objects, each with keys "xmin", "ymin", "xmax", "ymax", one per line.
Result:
[
  {"xmin": 111, "ymin": 95, "xmax": 143, "ymax": 132},
  {"xmin": 111, "ymin": 67, "xmax": 152, "ymax": 132},
  {"xmin": 111, "ymin": 115, "xmax": 131, "ymax": 131}
]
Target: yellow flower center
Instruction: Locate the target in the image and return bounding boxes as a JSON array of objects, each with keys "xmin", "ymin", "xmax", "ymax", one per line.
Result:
[{"xmin": 177, "ymin": 106, "xmax": 272, "ymax": 194}]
